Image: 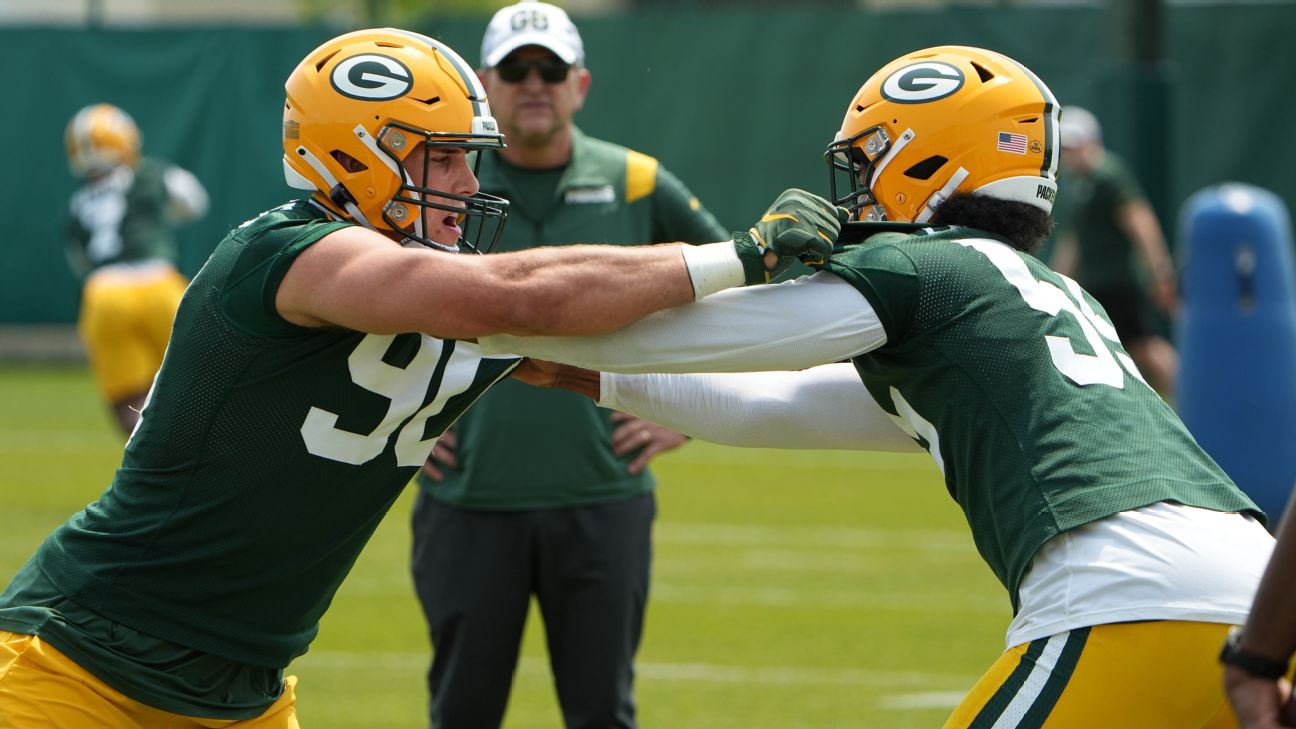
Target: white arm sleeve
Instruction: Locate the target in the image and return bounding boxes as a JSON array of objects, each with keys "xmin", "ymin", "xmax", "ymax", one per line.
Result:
[
  {"xmin": 164, "ymin": 166, "xmax": 209, "ymax": 222},
  {"xmin": 599, "ymin": 363, "xmax": 919, "ymax": 452},
  {"xmin": 478, "ymin": 271, "xmax": 886, "ymax": 373}
]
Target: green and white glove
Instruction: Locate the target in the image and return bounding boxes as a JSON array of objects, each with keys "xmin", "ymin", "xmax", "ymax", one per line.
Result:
[{"xmin": 733, "ymin": 188, "xmax": 848, "ymax": 284}]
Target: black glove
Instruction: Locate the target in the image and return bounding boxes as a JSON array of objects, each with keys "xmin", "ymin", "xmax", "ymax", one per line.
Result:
[{"xmin": 733, "ymin": 188, "xmax": 849, "ymax": 284}]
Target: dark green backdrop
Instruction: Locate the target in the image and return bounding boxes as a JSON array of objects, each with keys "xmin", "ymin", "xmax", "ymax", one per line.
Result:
[{"xmin": 3, "ymin": 4, "xmax": 1292, "ymax": 322}]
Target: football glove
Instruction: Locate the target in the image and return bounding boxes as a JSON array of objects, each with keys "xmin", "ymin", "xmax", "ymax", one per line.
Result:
[{"xmin": 734, "ymin": 188, "xmax": 849, "ymax": 284}]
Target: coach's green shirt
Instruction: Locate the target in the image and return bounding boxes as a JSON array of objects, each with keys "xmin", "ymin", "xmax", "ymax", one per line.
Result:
[
  {"xmin": 0, "ymin": 200, "xmax": 518, "ymax": 717},
  {"xmin": 1065, "ymin": 153, "xmax": 1147, "ymax": 292},
  {"xmin": 66, "ymin": 158, "xmax": 180, "ymax": 274},
  {"xmin": 419, "ymin": 128, "xmax": 727, "ymax": 510},
  {"xmin": 825, "ymin": 227, "xmax": 1258, "ymax": 607}
]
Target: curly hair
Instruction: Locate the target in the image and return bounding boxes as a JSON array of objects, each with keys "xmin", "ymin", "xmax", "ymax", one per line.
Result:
[{"xmin": 928, "ymin": 192, "xmax": 1054, "ymax": 255}]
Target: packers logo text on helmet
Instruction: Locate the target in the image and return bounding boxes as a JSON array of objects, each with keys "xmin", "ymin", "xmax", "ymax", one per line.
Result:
[
  {"xmin": 65, "ymin": 103, "xmax": 141, "ymax": 179},
  {"xmin": 826, "ymin": 46, "xmax": 1060, "ymax": 223},
  {"xmin": 283, "ymin": 28, "xmax": 509, "ymax": 252}
]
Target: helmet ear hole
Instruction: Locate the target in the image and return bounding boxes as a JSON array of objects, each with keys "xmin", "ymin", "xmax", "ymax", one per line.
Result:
[
  {"xmin": 904, "ymin": 155, "xmax": 949, "ymax": 181},
  {"xmin": 330, "ymin": 150, "xmax": 368, "ymax": 173}
]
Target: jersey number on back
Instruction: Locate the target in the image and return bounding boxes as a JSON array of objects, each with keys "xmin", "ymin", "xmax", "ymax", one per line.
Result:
[
  {"xmin": 300, "ymin": 334, "xmax": 485, "ymax": 467},
  {"xmin": 959, "ymin": 239, "xmax": 1146, "ymax": 388}
]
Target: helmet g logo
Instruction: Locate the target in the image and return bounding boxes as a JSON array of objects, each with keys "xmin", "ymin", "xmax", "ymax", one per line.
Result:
[
  {"xmin": 881, "ymin": 62, "xmax": 965, "ymax": 104},
  {"xmin": 331, "ymin": 54, "xmax": 413, "ymax": 101}
]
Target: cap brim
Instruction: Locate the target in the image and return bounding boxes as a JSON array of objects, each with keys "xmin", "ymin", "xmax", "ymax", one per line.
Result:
[{"xmin": 484, "ymin": 33, "xmax": 580, "ymax": 68}]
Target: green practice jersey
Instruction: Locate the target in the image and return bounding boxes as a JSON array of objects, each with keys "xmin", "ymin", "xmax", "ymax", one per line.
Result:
[
  {"xmin": 0, "ymin": 201, "xmax": 518, "ymax": 708},
  {"xmin": 66, "ymin": 158, "xmax": 182, "ymax": 274},
  {"xmin": 825, "ymin": 227, "xmax": 1258, "ymax": 606},
  {"xmin": 419, "ymin": 128, "xmax": 726, "ymax": 510}
]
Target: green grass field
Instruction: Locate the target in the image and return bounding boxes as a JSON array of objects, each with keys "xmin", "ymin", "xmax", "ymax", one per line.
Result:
[{"xmin": 0, "ymin": 365, "xmax": 1009, "ymax": 728}]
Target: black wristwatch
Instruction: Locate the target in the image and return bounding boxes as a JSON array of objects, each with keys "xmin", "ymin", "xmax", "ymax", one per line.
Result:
[{"xmin": 1219, "ymin": 628, "xmax": 1291, "ymax": 679}]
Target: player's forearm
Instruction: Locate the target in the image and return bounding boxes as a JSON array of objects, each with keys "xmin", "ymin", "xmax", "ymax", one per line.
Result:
[
  {"xmin": 486, "ymin": 241, "xmax": 747, "ymax": 337},
  {"xmin": 491, "ymin": 243, "xmax": 693, "ymax": 336},
  {"xmin": 1049, "ymin": 232, "xmax": 1077, "ymax": 276},
  {"xmin": 1239, "ymin": 490, "xmax": 1296, "ymax": 664},
  {"xmin": 1122, "ymin": 202, "xmax": 1174, "ymax": 281}
]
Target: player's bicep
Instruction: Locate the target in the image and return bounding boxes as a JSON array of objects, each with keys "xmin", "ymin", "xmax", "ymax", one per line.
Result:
[{"xmin": 275, "ymin": 228, "xmax": 498, "ymax": 336}]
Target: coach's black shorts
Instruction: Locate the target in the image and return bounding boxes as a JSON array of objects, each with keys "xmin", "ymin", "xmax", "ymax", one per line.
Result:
[{"xmin": 1086, "ymin": 286, "xmax": 1158, "ymax": 344}]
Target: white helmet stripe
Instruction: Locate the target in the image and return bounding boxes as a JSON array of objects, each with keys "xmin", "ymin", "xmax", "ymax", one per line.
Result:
[
  {"xmin": 292, "ymin": 145, "xmax": 374, "ymax": 228},
  {"xmin": 868, "ymin": 128, "xmax": 916, "ymax": 193},
  {"xmin": 294, "ymin": 145, "xmax": 342, "ymax": 188}
]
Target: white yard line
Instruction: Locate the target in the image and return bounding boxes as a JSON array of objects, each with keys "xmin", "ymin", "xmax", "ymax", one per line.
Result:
[
  {"xmin": 878, "ymin": 691, "xmax": 969, "ymax": 710},
  {"xmin": 648, "ymin": 582, "xmax": 1006, "ymax": 613},
  {"xmin": 656, "ymin": 522, "xmax": 974, "ymax": 552},
  {"xmin": 0, "ymin": 429, "xmax": 118, "ymax": 453},
  {"xmin": 294, "ymin": 651, "xmax": 975, "ymax": 691}
]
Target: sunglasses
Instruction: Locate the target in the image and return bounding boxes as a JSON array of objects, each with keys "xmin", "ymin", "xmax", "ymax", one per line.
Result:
[{"xmin": 495, "ymin": 57, "xmax": 572, "ymax": 84}]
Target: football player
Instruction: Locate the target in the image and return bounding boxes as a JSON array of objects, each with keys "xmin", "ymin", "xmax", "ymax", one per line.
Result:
[
  {"xmin": 64, "ymin": 103, "xmax": 209, "ymax": 434},
  {"xmin": 0, "ymin": 28, "xmax": 835, "ymax": 727},
  {"xmin": 479, "ymin": 46, "xmax": 1275, "ymax": 727}
]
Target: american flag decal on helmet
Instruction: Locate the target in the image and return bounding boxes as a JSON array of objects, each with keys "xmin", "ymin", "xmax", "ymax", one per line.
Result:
[{"xmin": 997, "ymin": 131, "xmax": 1028, "ymax": 154}]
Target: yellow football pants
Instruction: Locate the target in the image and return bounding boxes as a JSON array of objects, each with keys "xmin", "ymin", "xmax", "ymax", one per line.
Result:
[
  {"xmin": 78, "ymin": 266, "xmax": 187, "ymax": 404},
  {"xmin": 944, "ymin": 620, "xmax": 1238, "ymax": 729},
  {"xmin": 0, "ymin": 632, "xmax": 299, "ymax": 729}
]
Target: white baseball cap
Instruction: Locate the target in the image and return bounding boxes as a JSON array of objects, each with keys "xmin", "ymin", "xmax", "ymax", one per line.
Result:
[
  {"xmin": 1059, "ymin": 106, "xmax": 1102, "ymax": 149},
  {"xmin": 481, "ymin": 1, "xmax": 585, "ymax": 69}
]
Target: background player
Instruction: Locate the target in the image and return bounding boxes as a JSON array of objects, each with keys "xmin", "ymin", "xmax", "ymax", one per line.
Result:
[{"xmin": 64, "ymin": 103, "xmax": 209, "ymax": 434}]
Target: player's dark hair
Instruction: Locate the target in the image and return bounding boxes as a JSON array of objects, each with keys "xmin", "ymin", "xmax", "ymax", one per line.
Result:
[{"xmin": 928, "ymin": 192, "xmax": 1054, "ymax": 254}]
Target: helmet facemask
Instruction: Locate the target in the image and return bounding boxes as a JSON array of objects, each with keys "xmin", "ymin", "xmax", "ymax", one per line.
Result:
[
  {"xmin": 827, "ymin": 124, "xmax": 893, "ymax": 222},
  {"xmin": 376, "ymin": 122, "xmax": 509, "ymax": 254}
]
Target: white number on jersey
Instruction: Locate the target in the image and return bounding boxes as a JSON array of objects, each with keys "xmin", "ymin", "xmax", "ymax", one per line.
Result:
[
  {"xmin": 71, "ymin": 170, "xmax": 131, "ymax": 263},
  {"xmin": 958, "ymin": 238, "xmax": 1145, "ymax": 388},
  {"xmin": 300, "ymin": 334, "xmax": 485, "ymax": 466},
  {"xmin": 887, "ymin": 386, "xmax": 946, "ymax": 476}
]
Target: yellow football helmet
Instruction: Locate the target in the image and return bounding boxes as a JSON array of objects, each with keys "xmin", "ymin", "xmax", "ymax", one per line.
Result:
[
  {"xmin": 65, "ymin": 103, "xmax": 141, "ymax": 179},
  {"xmin": 826, "ymin": 46, "xmax": 1060, "ymax": 223},
  {"xmin": 283, "ymin": 28, "xmax": 509, "ymax": 252}
]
